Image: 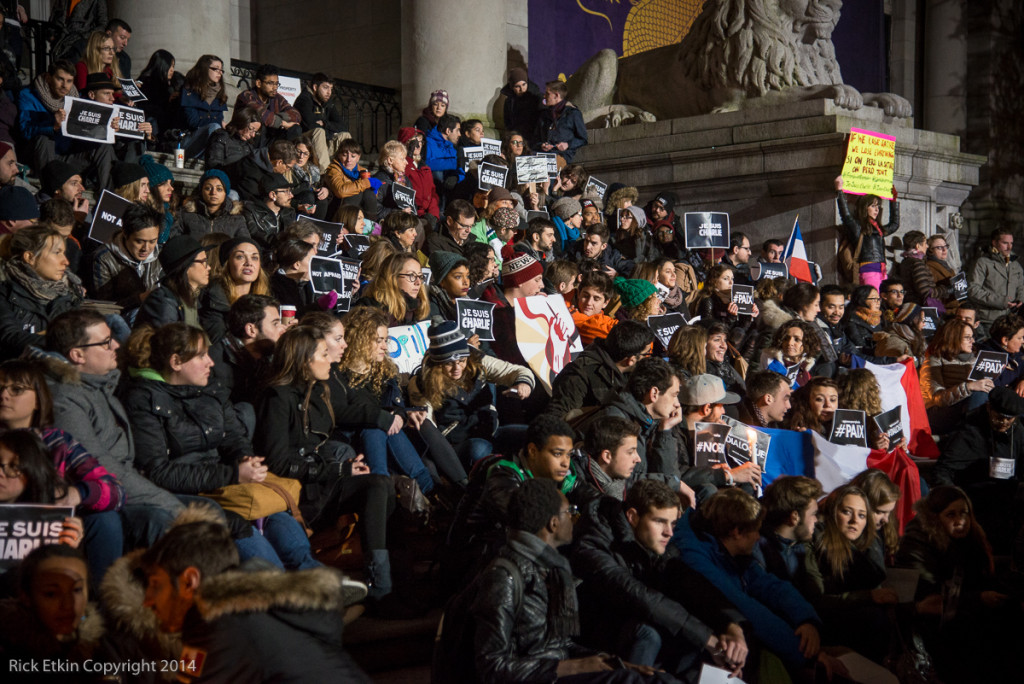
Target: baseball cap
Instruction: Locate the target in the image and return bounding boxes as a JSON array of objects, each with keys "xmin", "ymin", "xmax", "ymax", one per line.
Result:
[{"xmin": 680, "ymin": 374, "xmax": 741, "ymax": 406}]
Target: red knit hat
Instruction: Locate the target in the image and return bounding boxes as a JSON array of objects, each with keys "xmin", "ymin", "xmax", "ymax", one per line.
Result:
[
  {"xmin": 501, "ymin": 253, "xmax": 543, "ymax": 288},
  {"xmin": 398, "ymin": 127, "xmax": 424, "ymax": 145}
]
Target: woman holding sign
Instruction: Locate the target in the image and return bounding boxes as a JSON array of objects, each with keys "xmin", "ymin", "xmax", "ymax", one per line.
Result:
[
  {"xmin": 693, "ymin": 264, "xmax": 759, "ymax": 361},
  {"xmin": 834, "ymin": 175, "xmax": 899, "ymax": 289},
  {"xmin": 976, "ymin": 313, "xmax": 1024, "ymax": 391},
  {"xmin": 920, "ymin": 317, "xmax": 990, "ymax": 429},
  {"xmin": 0, "ymin": 225, "xmax": 84, "ymax": 359}
]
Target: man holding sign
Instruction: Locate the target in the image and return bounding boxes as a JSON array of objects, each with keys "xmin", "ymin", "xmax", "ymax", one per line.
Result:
[{"xmin": 19, "ymin": 60, "xmax": 115, "ymax": 189}]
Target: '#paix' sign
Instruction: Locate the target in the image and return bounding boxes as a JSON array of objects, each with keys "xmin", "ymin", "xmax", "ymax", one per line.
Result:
[
  {"xmin": 828, "ymin": 409, "xmax": 868, "ymax": 448},
  {"xmin": 969, "ymin": 350, "xmax": 1008, "ymax": 381}
]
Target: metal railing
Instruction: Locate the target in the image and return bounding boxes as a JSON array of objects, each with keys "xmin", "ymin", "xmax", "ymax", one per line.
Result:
[{"xmin": 230, "ymin": 59, "xmax": 402, "ymax": 154}]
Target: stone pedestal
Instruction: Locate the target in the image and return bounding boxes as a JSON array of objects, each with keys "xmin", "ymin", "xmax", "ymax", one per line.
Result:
[
  {"xmin": 108, "ymin": 0, "xmax": 232, "ymax": 77},
  {"xmin": 401, "ymin": 0, "xmax": 506, "ymax": 127},
  {"xmin": 574, "ymin": 101, "xmax": 986, "ymax": 280}
]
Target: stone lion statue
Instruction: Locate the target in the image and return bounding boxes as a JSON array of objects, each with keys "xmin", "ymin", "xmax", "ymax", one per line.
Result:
[{"xmin": 568, "ymin": 0, "xmax": 913, "ymax": 126}]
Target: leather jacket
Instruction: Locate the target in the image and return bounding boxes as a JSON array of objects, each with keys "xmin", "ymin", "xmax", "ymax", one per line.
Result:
[{"xmin": 837, "ymin": 192, "xmax": 899, "ymax": 266}]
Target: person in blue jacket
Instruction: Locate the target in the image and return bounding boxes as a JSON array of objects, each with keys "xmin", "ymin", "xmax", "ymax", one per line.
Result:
[
  {"xmin": 672, "ymin": 488, "xmax": 848, "ymax": 679},
  {"xmin": 550, "ymin": 196, "xmax": 582, "ymax": 256},
  {"xmin": 424, "ymin": 113, "xmax": 464, "ymax": 200},
  {"xmin": 178, "ymin": 54, "xmax": 229, "ymax": 159}
]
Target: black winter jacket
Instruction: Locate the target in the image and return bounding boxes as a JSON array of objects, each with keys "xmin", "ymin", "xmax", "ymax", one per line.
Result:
[
  {"xmin": 571, "ymin": 497, "xmax": 744, "ymax": 656},
  {"xmin": 294, "ymin": 90, "xmax": 346, "ymax": 135},
  {"xmin": 136, "ymin": 283, "xmax": 190, "ymax": 328},
  {"xmin": 544, "ymin": 340, "xmax": 625, "ymax": 421},
  {"xmin": 205, "ymin": 129, "xmax": 252, "ymax": 170},
  {"xmin": 124, "ymin": 376, "xmax": 250, "ymax": 495},
  {"xmin": 255, "ymin": 380, "xmax": 336, "ymax": 486},
  {"xmin": 934, "ymin": 405, "xmax": 1024, "ymax": 487},
  {"xmin": 270, "ymin": 270, "xmax": 316, "ymax": 318},
  {"xmin": 170, "ymin": 198, "xmax": 250, "ymax": 241},
  {"xmin": 242, "ymin": 201, "xmax": 297, "ymax": 253},
  {"xmin": 198, "ymin": 282, "xmax": 232, "ymax": 344},
  {"xmin": 837, "ymin": 192, "xmax": 900, "ymax": 266},
  {"xmin": 0, "ymin": 277, "xmax": 82, "ymax": 358}
]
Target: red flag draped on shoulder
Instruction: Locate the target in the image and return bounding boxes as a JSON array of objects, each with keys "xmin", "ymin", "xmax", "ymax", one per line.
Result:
[{"xmin": 784, "ymin": 215, "xmax": 813, "ymax": 283}]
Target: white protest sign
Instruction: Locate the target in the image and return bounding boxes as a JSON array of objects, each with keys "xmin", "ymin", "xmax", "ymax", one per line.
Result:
[
  {"xmin": 276, "ymin": 75, "xmax": 302, "ymax": 105},
  {"xmin": 387, "ymin": 321, "xmax": 431, "ymax": 374}
]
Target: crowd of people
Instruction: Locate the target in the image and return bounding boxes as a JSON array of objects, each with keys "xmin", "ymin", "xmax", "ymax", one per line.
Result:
[{"xmin": 0, "ymin": 6, "xmax": 1021, "ymax": 683}]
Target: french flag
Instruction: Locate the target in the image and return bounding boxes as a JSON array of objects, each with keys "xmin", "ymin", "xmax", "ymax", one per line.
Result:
[{"xmin": 784, "ymin": 216, "xmax": 813, "ymax": 283}]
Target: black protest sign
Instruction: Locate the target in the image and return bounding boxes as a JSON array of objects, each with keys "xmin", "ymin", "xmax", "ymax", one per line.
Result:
[
  {"xmin": 61, "ymin": 96, "xmax": 115, "ymax": 144},
  {"xmin": 646, "ymin": 312, "xmax": 685, "ymax": 349},
  {"xmin": 753, "ymin": 262, "xmax": 788, "ymax": 281},
  {"xmin": 968, "ymin": 350, "xmax": 1008, "ymax": 381},
  {"xmin": 683, "ymin": 212, "xmax": 730, "ymax": 249},
  {"xmin": 539, "ymin": 153, "xmax": 559, "ymax": 178},
  {"xmin": 872, "ymin": 406, "xmax": 904, "ymax": 450},
  {"xmin": 391, "ymin": 183, "xmax": 416, "ymax": 211},
  {"xmin": 722, "ymin": 416, "xmax": 771, "ymax": 471},
  {"xmin": 515, "ymin": 156, "xmax": 548, "ymax": 183},
  {"xmin": 462, "ymin": 146, "xmax": 484, "ymax": 171},
  {"xmin": 456, "ymin": 298, "xmax": 496, "ymax": 341},
  {"xmin": 584, "ymin": 176, "xmax": 607, "ymax": 198},
  {"xmin": 481, "ymin": 137, "xmax": 502, "ymax": 156},
  {"xmin": 921, "ymin": 307, "xmax": 940, "ymax": 339},
  {"xmin": 950, "ymin": 272, "xmax": 968, "ymax": 301},
  {"xmin": 693, "ymin": 422, "xmax": 731, "ymax": 468},
  {"xmin": 0, "ymin": 504, "xmax": 75, "ymax": 571},
  {"xmin": 88, "ymin": 189, "xmax": 133, "ymax": 244},
  {"xmin": 343, "ymin": 233, "xmax": 371, "ymax": 259},
  {"xmin": 527, "ymin": 209, "xmax": 549, "ymax": 223},
  {"xmin": 784, "ymin": 363, "xmax": 801, "ymax": 385},
  {"xmin": 336, "ymin": 257, "xmax": 361, "ymax": 312},
  {"xmin": 309, "ymin": 256, "xmax": 344, "ymax": 295},
  {"xmin": 296, "ymin": 216, "xmax": 344, "ymax": 257},
  {"xmin": 113, "ymin": 104, "xmax": 146, "ymax": 140},
  {"xmin": 478, "ymin": 162, "xmax": 508, "ymax": 191},
  {"xmin": 117, "ymin": 77, "xmax": 147, "ymax": 102},
  {"xmin": 828, "ymin": 409, "xmax": 868, "ymax": 448},
  {"xmin": 731, "ymin": 284, "xmax": 755, "ymax": 316}
]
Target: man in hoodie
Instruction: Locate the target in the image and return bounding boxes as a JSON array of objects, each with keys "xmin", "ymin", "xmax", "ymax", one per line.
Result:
[
  {"xmin": 967, "ymin": 227, "xmax": 1024, "ymax": 331},
  {"xmin": 425, "ymin": 113, "xmax": 464, "ymax": 200},
  {"xmin": 40, "ymin": 309, "xmax": 185, "ymax": 545},
  {"xmin": 294, "ymin": 72, "xmax": 347, "ymax": 173},
  {"xmin": 18, "ymin": 59, "xmax": 115, "ymax": 189},
  {"xmin": 242, "ymin": 172, "xmax": 296, "ymax": 251},
  {"xmin": 142, "ymin": 515, "xmax": 370, "ymax": 683}
]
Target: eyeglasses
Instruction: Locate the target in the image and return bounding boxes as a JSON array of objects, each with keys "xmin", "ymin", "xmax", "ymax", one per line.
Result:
[
  {"xmin": 193, "ymin": 258, "xmax": 209, "ymax": 266},
  {"xmin": 560, "ymin": 505, "xmax": 581, "ymax": 523},
  {"xmin": 932, "ymin": 245, "xmax": 948, "ymax": 250},
  {"xmin": 398, "ymin": 272, "xmax": 425, "ymax": 283},
  {"xmin": 962, "ymin": 334, "xmax": 974, "ymax": 341},
  {"xmin": 0, "ymin": 383, "xmax": 32, "ymax": 396},
  {"xmin": 99, "ymin": 46, "xmax": 115, "ymax": 53},
  {"xmin": 262, "ymin": 80, "xmax": 280, "ymax": 87},
  {"xmin": 0, "ymin": 462, "xmax": 22, "ymax": 478},
  {"xmin": 866, "ymin": 297, "xmax": 881, "ymax": 302},
  {"xmin": 76, "ymin": 336, "xmax": 115, "ymax": 350},
  {"xmin": 297, "ymin": 150, "xmax": 310, "ymax": 158},
  {"xmin": 510, "ymin": 140, "xmax": 524, "ymax": 147},
  {"xmin": 888, "ymin": 290, "xmax": 905, "ymax": 295}
]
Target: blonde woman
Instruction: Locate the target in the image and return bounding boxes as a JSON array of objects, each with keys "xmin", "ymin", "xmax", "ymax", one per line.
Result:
[
  {"xmin": 373, "ymin": 140, "xmax": 413, "ymax": 222},
  {"xmin": 74, "ymin": 31, "xmax": 122, "ymax": 92},
  {"xmin": 354, "ymin": 252, "xmax": 430, "ymax": 326}
]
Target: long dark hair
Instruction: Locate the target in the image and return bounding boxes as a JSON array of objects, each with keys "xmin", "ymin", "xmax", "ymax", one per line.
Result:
[
  {"xmin": 183, "ymin": 54, "xmax": 227, "ymax": 105},
  {"xmin": 0, "ymin": 429, "xmax": 67, "ymax": 504},
  {"xmin": 139, "ymin": 49, "xmax": 175, "ymax": 86},
  {"xmin": 0, "ymin": 360, "xmax": 53, "ymax": 428}
]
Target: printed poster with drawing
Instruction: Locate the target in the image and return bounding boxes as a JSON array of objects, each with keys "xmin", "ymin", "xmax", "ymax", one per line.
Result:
[
  {"xmin": 387, "ymin": 321, "xmax": 430, "ymax": 374},
  {"xmin": 513, "ymin": 295, "xmax": 583, "ymax": 393}
]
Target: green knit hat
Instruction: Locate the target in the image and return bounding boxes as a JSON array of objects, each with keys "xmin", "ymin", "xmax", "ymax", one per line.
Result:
[{"xmin": 614, "ymin": 277, "xmax": 658, "ymax": 309}]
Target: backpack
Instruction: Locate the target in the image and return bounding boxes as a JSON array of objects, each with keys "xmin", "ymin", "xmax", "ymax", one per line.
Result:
[
  {"xmin": 837, "ymin": 231, "xmax": 864, "ymax": 284},
  {"xmin": 431, "ymin": 556, "xmax": 523, "ymax": 684}
]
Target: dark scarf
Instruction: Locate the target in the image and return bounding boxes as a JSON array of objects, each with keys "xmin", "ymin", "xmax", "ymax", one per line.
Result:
[
  {"xmin": 419, "ymin": 106, "xmax": 439, "ymax": 127},
  {"xmin": 5, "ymin": 259, "xmax": 83, "ymax": 302},
  {"xmin": 663, "ymin": 285, "xmax": 685, "ymax": 311},
  {"xmin": 549, "ymin": 99, "xmax": 568, "ymax": 120},
  {"xmin": 506, "ymin": 529, "xmax": 580, "ymax": 638}
]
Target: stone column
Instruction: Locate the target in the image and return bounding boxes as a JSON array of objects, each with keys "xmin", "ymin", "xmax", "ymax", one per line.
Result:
[
  {"xmin": 923, "ymin": 0, "xmax": 967, "ymax": 138},
  {"xmin": 401, "ymin": 0, "xmax": 506, "ymax": 127},
  {"xmin": 107, "ymin": 0, "xmax": 232, "ymax": 76}
]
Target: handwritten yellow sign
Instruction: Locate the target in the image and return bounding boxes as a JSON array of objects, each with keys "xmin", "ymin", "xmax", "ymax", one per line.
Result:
[{"xmin": 841, "ymin": 128, "xmax": 896, "ymax": 200}]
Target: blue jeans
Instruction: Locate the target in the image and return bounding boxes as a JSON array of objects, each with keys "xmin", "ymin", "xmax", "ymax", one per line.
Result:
[
  {"xmin": 456, "ymin": 424, "xmax": 530, "ymax": 465},
  {"xmin": 182, "ymin": 122, "xmax": 222, "ymax": 160},
  {"xmin": 361, "ymin": 428, "xmax": 435, "ymax": 493},
  {"xmin": 235, "ymin": 513, "xmax": 319, "ymax": 570},
  {"xmin": 82, "ymin": 511, "xmax": 123, "ymax": 589}
]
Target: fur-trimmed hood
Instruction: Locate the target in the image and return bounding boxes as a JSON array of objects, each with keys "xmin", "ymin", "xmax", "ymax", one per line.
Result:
[
  {"xmin": 605, "ymin": 186, "xmax": 638, "ymax": 213},
  {"xmin": 757, "ymin": 299, "xmax": 793, "ymax": 331},
  {"xmin": 196, "ymin": 566, "xmax": 346, "ymax": 622},
  {"xmin": 182, "ymin": 196, "xmax": 243, "ymax": 218}
]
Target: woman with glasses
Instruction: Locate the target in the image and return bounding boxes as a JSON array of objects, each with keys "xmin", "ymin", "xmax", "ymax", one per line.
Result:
[
  {"xmin": 73, "ymin": 31, "xmax": 122, "ymax": 92},
  {"xmin": 920, "ymin": 317, "xmax": 990, "ymax": 432},
  {"xmin": 353, "ymin": 252, "xmax": 430, "ymax": 326},
  {"xmin": 136, "ymin": 235, "xmax": 212, "ymax": 328},
  {"xmin": 925, "ymin": 234, "xmax": 962, "ymax": 312},
  {"xmin": 834, "ymin": 175, "xmax": 900, "ymax": 289},
  {"xmin": 0, "ymin": 225, "xmax": 84, "ymax": 359},
  {"xmin": 0, "ymin": 360, "xmax": 124, "ymax": 586},
  {"xmin": 409, "ymin": 318, "xmax": 532, "ymax": 469},
  {"xmin": 841, "ymin": 285, "xmax": 898, "ymax": 362},
  {"xmin": 179, "ymin": 54, "xmax": 229, "ymax": 160},
  {"xmin": 206, "ymin": 106, "xmax": 262, "ymax": 170},
  {"xmin": 894, "ymin": 230, "xmax": 948, "ymax": 312},
  {"xmin": 292, "ymin": 133, "xmax": 330, "ymax": 219}
]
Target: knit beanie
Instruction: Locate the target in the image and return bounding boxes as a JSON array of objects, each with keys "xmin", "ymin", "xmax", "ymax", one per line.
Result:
[
  {"xmin": 429, "ymin": 89, "xmax": 449, "ymax": 106},
  {"xmin": 200, "ymin": 169, "xmax": 231, "ymax": 196},
  {"xmin": 218, "ymin": 235, "xmax": 260, "ymax": 265},
  {"xmin": 0, "ymin": 141, "xmax": 11, "ymax": 161},
  {"xmin": 508, "ymin": 67, "xmax": 528, "ymax": 85},
  {"xmin": 0, "ymin": 186, "xmax": 40, "ymax": 221},
  {"xmin": 501, "ymin": 252, "xmax": 543, "ymax": 289},
  {"xmin": 624, "ymin": 205, "xmax": 648, "ymax": 229},
  {"xmin": 894, "ymin": 302, "xmax": 921, "ymax": 325},
  {"xmin": 428, "ymin": 316, "xmax": 469, "ymax": 362},
  {"xmin": 428, "ymin": 250, "xmax": 468, "ymax": 284},
  {"xmin": 653, "ymin": 192, "xmax": 676, "ymax": 215},
  {"xmin": 614, "ymin": 276, "xmax": 658, "ymax": 309},
  {"xmin": 491, "ymin": 206, "xmax": 520, "ymax": 232},
  {"xmin": 111, "ymin": 162, "xmax": 148, "ymax": 189},
  {"xmin": 40, "ymin": 160, "xmax": 78, "ymax": 195},
  {"xmin": 139, "ymin": 154, "xmax": 174, "ymax": 188},
  {"xmin": 552, "ymin": 197, "xmax": 582, "ymax": 221}
]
